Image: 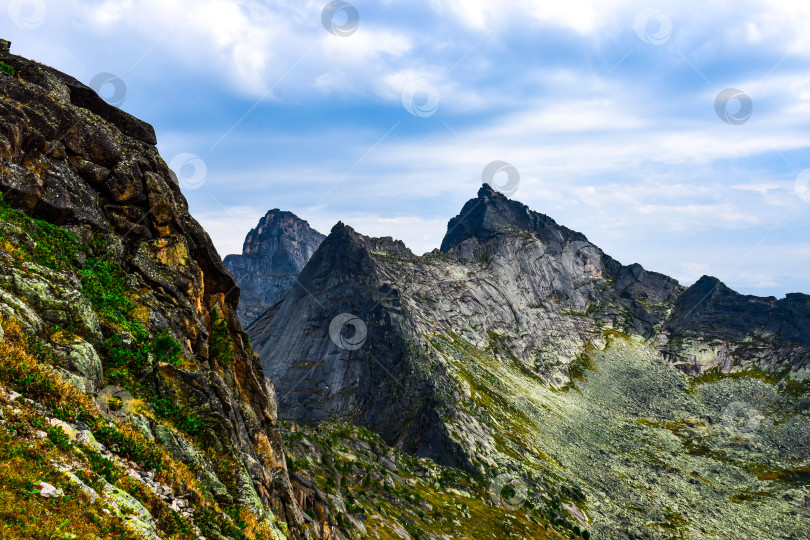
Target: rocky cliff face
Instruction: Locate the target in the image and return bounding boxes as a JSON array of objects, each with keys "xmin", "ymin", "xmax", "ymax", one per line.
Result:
[
  {"xmin": 225, "ymin": 210, "xmax": 325, "ymax": 326},
  {"xmin": 251, "ymin": 184, "xmax": 810, "ymax": 538},
  {"xmin": 0, "ymin": 48, "xmax": 319, "ymax": 539}
]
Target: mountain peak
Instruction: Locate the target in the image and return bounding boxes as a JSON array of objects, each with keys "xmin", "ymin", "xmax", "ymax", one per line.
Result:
[
  {"xmin": 324, "ymin": 221, "xmax": 413, "ymax": 258},
  {"xmin": 241, "ymin": 209, "xmax": 323, "ymax": 257},
  {"xmin": 440, "ymin": 183, "xmax": 586, "ymax": 252},
  {"xmin": 224, "ymin": 209, "xmax": 325, "ymax": 325},
  {"xmin": 477, "ymin": 182, "xmax": 500, "ymax": 199},
  {"xmin": 331, "ymin": 221, "xmax": 350, "ymax": 234}
]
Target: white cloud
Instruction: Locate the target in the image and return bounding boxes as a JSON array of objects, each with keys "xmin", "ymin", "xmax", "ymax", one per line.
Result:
[
  {"xmin": 678, "ymin": 261, "xmax": 711, "ymax": 283},
  {"xmin": 192, "ymin": 205, "xmax": 265, "ymax": 258},
  {"xmin": 7, "ymin": 0, "xmax": 810, "ymax": 296}
]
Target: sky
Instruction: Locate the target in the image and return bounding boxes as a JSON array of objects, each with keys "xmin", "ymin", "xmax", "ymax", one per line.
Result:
[{"xmin": 3, "ymin": 0, "xmax": 810, "ymax": 297}]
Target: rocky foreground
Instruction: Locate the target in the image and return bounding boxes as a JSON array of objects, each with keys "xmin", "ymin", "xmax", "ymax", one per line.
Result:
[{"xmin": 0, "ymin": 46, "xmax": 316, "ymax": 538}]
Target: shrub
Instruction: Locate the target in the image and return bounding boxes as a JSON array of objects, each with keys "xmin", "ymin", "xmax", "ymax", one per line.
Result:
[
  {"xmin": 47, "ymin": 427, "xmax": 72, "ymax": 450},
  {"xmin": 209, "ymin": 308, "xmax": 233, "ymax": 365},
  {"xmin": 150, "ymin": 332, "xmax": 183, "ymax": 366}
]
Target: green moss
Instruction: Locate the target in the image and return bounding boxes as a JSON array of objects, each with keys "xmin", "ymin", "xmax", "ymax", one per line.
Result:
[
  {"xmin": 80, "ymin": 259, "xmax": 144, "ymax": 336},
  {"xmin": 0, "ymin": 198, "xmax": 85, "ymax": 273},
  {"xmin": 561, "ymin": 345, "xmax": 597, "ymax": 391},
  {"xmin": 0, "ymin": 62, "xmax": 14, "ymax": 76},
  {"xmin": 747, "ymin": 463, "xmax": 810, "ymax": 485},
  {"xmin": 210, "ymin": 307, "xmax": 233, "ymax": 366},
  {"xmin": 636, "ymin": 418, "xmax": 723, "ymax": 460}
]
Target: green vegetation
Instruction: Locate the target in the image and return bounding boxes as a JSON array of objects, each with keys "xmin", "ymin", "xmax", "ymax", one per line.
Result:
[
  {"xmin": 0, "ymin": 197, "xmax": 205, "ymax": 444},
  {"xmin": 151, "ymin": 332, "xmax": 183, "ymax": 366},
  {"xmin": 0, "ymin": 431, "xmax": 135, "ymax": 539},
  {"xmin": 80, "ymin": 258, "xmax": 143, "ymax": 335},
  {"xmin": 0, "ymin": 185, "xmax": 295, "ymax": 538},
  {"xmin": 210, "ymin": 307, "xmax": 233, "ymax": 366},
  {"xmin": 0, "ymin": 300, "xmax": 275, "ymax": 539},
  {"xmin": 279, "ymin": 420, "xmax": 568, "ymax": 539},
  {"xmin": 560, "ymin": 345, "xmax": 597, "ymax": 391},
  {"xmin": 0, "ymin": 62, "xmax": 14, "ymax": 76},
  {"xmin": 689, "ymin": 364, "xmax": 810, "ymax": 398},
  {"xmin": 0, "ymin": 199, "xmax": 85, "ymax": 273}
]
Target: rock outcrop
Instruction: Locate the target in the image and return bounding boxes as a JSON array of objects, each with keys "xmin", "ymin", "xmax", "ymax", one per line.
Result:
[
  {"xmin": 225, "ymin": 210, "xmax": 324, "ymax": 326},
  {"xmin": 0, "ymin": 47, "xmax": 311, "ymax": 538}
]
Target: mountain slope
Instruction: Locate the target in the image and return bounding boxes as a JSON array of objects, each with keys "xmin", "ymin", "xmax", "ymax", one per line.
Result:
[
  {"xmin": 225, "ymin": 210, "xmax": 325, "ymax": 326},
  {"xmin": 0, "ymin": 46, "xmax": 315, "ymax": 539},
  {"xmin": 250, "ymin": 184, "xmax": 810, "ymax": 538}
]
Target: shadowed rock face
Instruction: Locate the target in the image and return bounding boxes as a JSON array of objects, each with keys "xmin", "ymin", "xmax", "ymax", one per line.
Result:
[
  {"xmin": 666, "ymin": 275, "xmax": 810, "ymax": 347},
  {"xmin": 225, "ymin": 210, "xmax": 324, "ymax": 326},
  {"xmin": 248, "ymin": 223, "xmax": 470, "ymax": 468},
  {"xmin": 0, "ymin": 49, "xmax": 309, "ymax": 537}
]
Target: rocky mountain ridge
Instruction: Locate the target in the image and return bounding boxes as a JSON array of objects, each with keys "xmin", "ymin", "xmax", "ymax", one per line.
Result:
[
  {"xmin": 250, "ymin": 183, "xmax": 810, "ymax": 538},
  {"xmin": 1, "ymin": 42, "xmax": 807, "ymax": 539}
]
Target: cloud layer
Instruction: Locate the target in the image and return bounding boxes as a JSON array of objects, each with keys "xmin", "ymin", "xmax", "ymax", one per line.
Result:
[{"xmin": 4, "ymin": 0, "xmax": 809, "ymax": 296}]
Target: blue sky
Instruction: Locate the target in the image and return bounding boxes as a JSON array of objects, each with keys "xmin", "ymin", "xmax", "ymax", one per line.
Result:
[{"xmin": 4, "ymin": 0, "xmax": 810, "ymax": 297}]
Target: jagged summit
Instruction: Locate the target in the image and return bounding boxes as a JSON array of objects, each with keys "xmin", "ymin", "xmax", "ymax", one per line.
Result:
[
  {"xmin": 440, "ymin": 183, "xmax": 586, "ymax": 252},
  {"xmin": 224, "ymin": 209, "xmax": 324, "ymax": 325},
  {"xmin": 239, "ymin": 208, "xmax": 323, "ymax": 266},
  {"xmin": 324, "ymin": 221, "xmax": 414, "ymax": 259}
]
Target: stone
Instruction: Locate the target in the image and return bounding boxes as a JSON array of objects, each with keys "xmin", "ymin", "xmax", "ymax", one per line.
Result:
[
  {"xmin": 153, "ymin": 424, "xmax": 228, "ymax": 500},
  {"xmin": 38, "ymin": 482, "xmax": 63, "ymax": 498},
  {"xmin": 59, "ymin": 468, "xmax": 98, "ymax": 503},
  {"xmin": 66, "ymin": 342, "xmax": 103, "ymax": 392},
  {"xmin": 380, "ymin": 457, "xmax": 397, "ymax": 472},
  {"xmin": 104, "ymin": 483, "xmax": 160, "ymax": 540},
  {"xmin": 75, "ymin": 429, "xmax": 101, "ymax": 451},
  {"xmin": 48, "ymin": 418, "xmax": 77, "ymax": 439}
]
